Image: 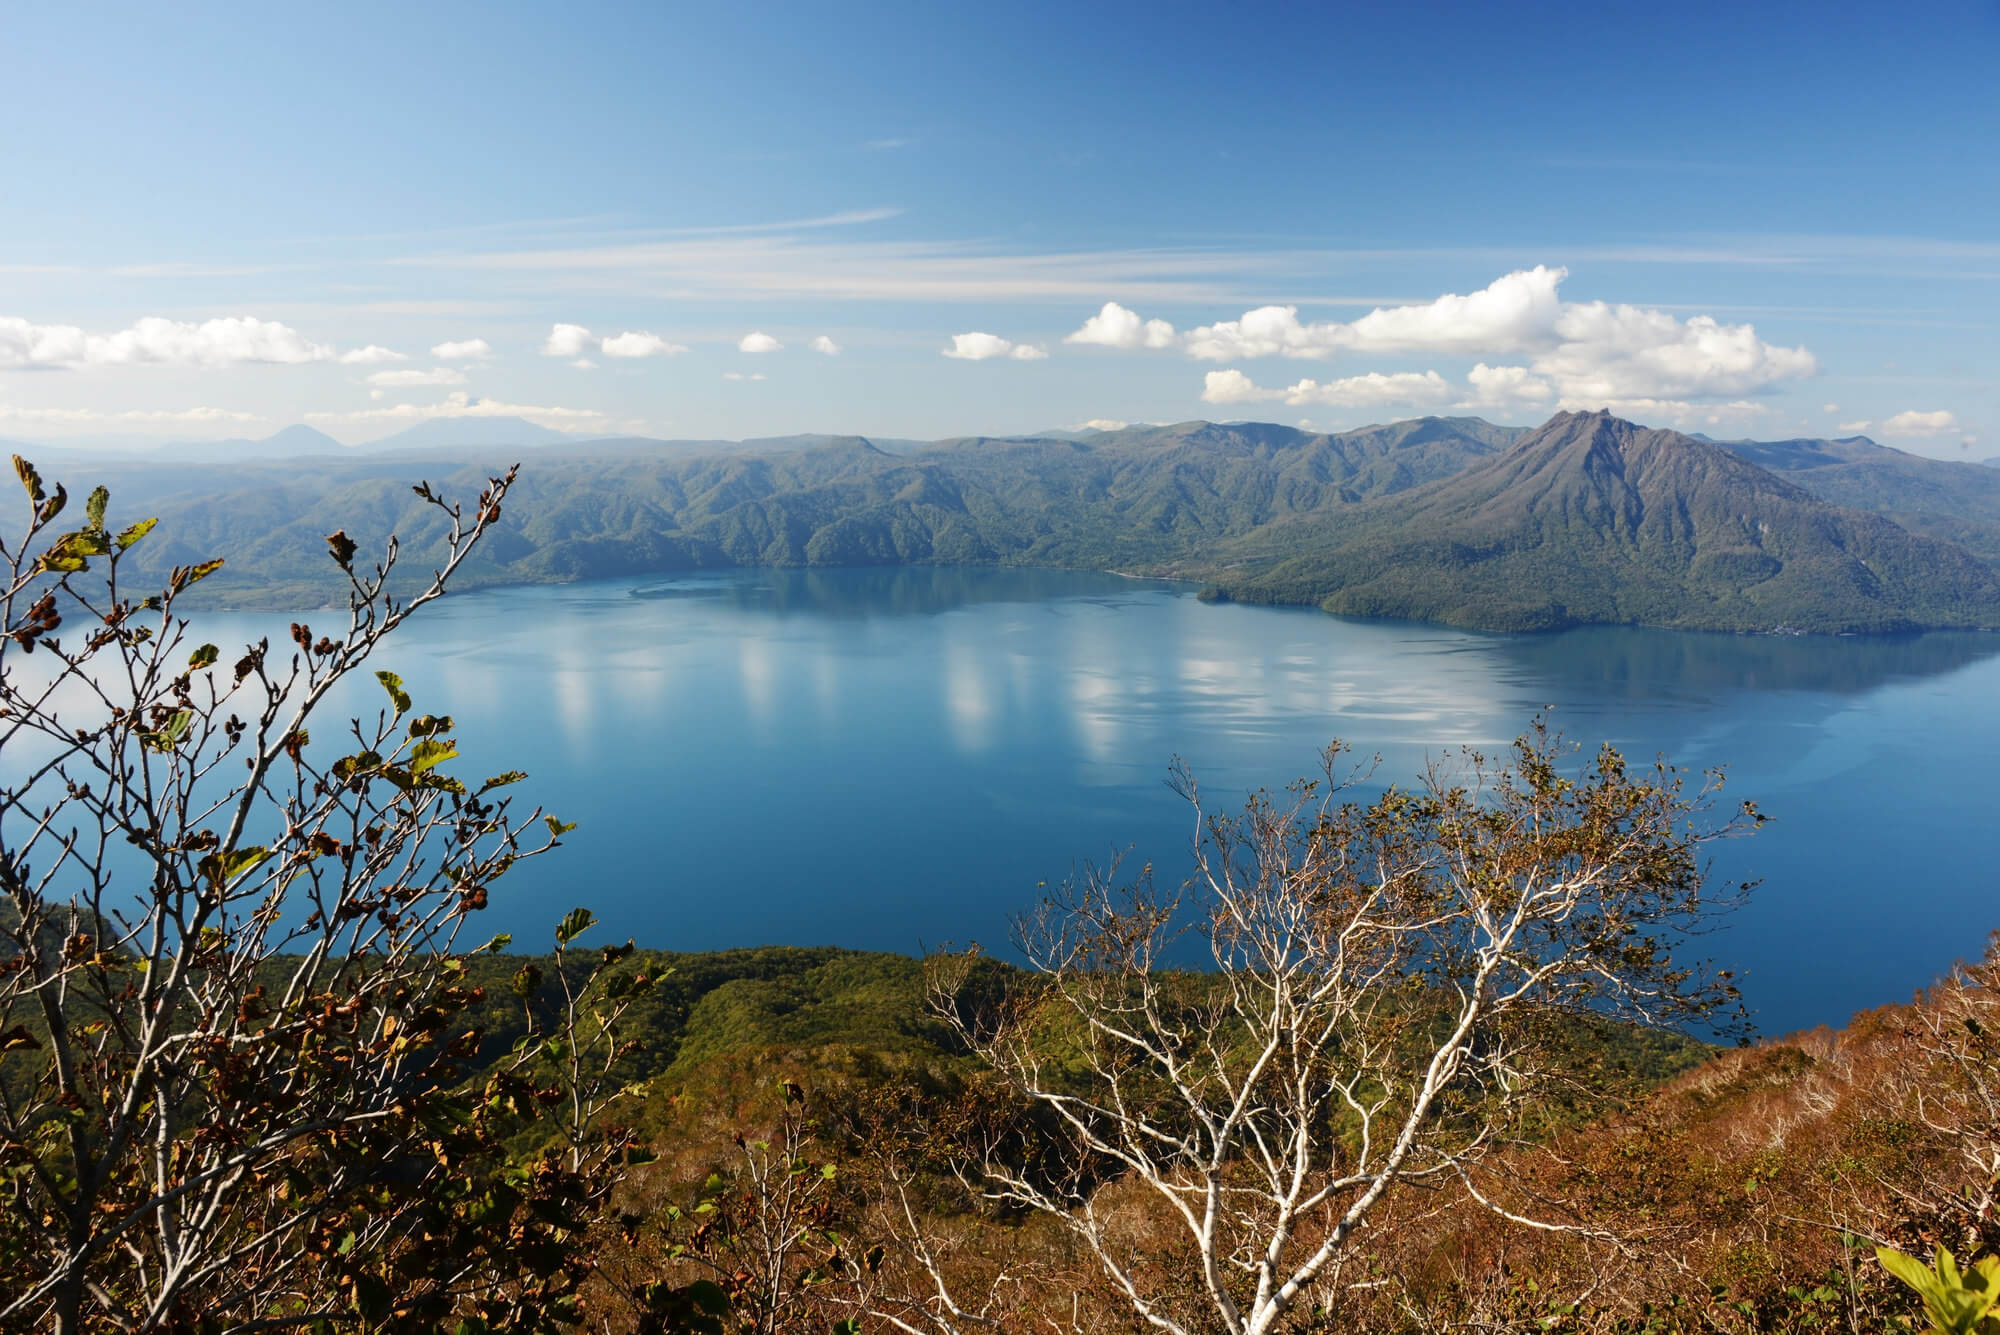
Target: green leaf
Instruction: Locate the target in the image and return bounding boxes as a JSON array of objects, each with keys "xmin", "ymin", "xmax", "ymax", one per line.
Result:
[
  {"xmin": 407, "ymin": 712, "xmax": 453, "ymax": 737},
  {"xmin": 84, "ymin": 485, "xmax": 108, "ymax": 533},
  {"xmin": 35, "ymin": 529, "xmax": 112, "ymax": 574},
  {"xmin": 545, "ymin": 815, "xmax": 578, "ymax": 839},
  {"xmin": 376, "ymin": 670, "xmax": 411, "ymax": 715},
  {"xmin": 555, "ymin": 907, "xmax": 597, "ymax": 945},
  {"xmin": 115, "ymin": 516, "xmax": 158, "ymax": 550},
  {"xmin": 480, "ymin": 933, "xmax": 513, "ymax": 952},
  {"xmin": 331, "ymin": 750, "xmax": 383, "ymax": 781},
  {"xmin": 142, "ymin": 709, "xmax": 195, "ymax": 753},
  {"xmin": 188, "ymin": 644, "xmax": 219, "ymax": 670},
  {"xmin": 1880, "ymin": 1246, "xmax": 1942, "ymax": 1298},
  {"xmin": 410, "ymin": 738, "xmax": 457, "ymax": 775},
  {"xmin": 222, "ymin": 846, "xmax": 270, "ymax": 881},
  {"xmin": 479, "ymin": 770, "xmax": 528, "ymax": 793}
]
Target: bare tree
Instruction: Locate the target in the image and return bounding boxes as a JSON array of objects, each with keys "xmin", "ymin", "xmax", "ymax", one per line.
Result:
[
  {"xmin": 0, "ymin": 458, "xmax": 644, "ymax": 1332},
  {"xmin": 928, "ymin": 729, "xmax": 1758, "ymax": 1335}
]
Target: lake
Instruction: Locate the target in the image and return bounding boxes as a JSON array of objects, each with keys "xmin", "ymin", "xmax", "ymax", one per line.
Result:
[{"xmin": 196, "ymin": 566, "xmax": 2000, "ymax": 1037}]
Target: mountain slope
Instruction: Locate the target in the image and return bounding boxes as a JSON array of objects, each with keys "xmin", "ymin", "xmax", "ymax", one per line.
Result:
[
  {"xmin": 112, "ymin": 417, "xmax": 1512, "ymax": 605},
  {"xmin": 1714, "ymin": 434, "xmax": 2000, "ymax": 562},
  {"xmin": 1211, "ymin": 411, "xmax": 2000, "ymax": 633}
]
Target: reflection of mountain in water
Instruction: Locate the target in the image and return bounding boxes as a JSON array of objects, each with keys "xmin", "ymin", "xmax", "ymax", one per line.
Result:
[
  {"xmin": 1492, "ymin": 625, "xmax": 2000, "ymax": 698},
  {"xmin": 630, "ymin": 565, "xmax": 1182, "ymax": 619}
]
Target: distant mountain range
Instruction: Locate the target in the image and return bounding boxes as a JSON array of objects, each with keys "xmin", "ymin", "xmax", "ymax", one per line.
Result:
[{"xmin": 21, "ymin": 411, "xmax": 2000, "ymax": 634}]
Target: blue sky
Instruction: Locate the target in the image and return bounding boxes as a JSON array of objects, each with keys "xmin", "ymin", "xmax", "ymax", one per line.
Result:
[{"xmin": 1, "ymin": 0, "xmax": 1995, "ymax": 453}]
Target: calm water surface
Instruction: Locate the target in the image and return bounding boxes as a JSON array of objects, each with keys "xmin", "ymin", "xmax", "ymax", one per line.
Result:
[{"xmin": 197, "ymin": 567, "xmax": 2000, "ymax": 1037}]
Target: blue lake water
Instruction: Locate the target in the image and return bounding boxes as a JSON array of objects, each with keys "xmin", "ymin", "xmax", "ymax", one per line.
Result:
[{"xmin": 194, "ymin": 567, "xmax": 2000, "ymax": 1037}]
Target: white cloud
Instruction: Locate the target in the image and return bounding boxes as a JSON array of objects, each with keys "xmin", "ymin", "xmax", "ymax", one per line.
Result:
[
  {"xmin": 1465, "ymin": 362, "xmax": 1557, "ymax": 412},
  {"xmin": 1104, "ymin": 267, "xmax": 1816, "ymax": 407},
  {"xmin": 431, "ymin": 338, "xmax": 494, "ymax": 361},
  {"xmin": 1177, "ymin": 269, "xmax": 1568, "ymax": 363},
  {"xmin": 306, "ymin": 390, "xmax": 606, "ymax": 431},
  {"xmin": 542, "ymin": 323, "xmax": 594, "ymax": 358},
  {"xmin": 738, "ymin": 332, "xmax": 783, "ymax": 353},
  {"xmin": 1838, "ymin": 419, "xmax": 1872, "ymax": 433},
  {"xmin": 338, "ymin": 345, "xmax": 409, "ymax": 365},
  {"xmin": 1078, "ymin": 418, "xmax": 1127, "ymax": 431},
  {"xmin": 0, "ymin": 403, "xmax": 261, "ymax": 424},
  {"xmin": 1064, "ymin": 301, "xmax": 1177, "ymax": 350},
  {"xmin": 723, "ymin": 372, "xmax": 768, "ymax": 382},
  {"xmin": 1822, "ymin": 402, "xmax": 1840, "ymax": 413},
  {"xmin": 1881, "ymin": 409, "xmax": 1961, "ymax": 437},
  {"xmin": 1201, "ymin": 368, "xmax": 1453, "ymax": 409},
  {"xmin": 810, "ymin": 335, "xmax": 841, "ymax": 356},
  {"xmin": 366, "ymin": 367, "xmax": 467, "ymax": 387},
  {"xmin": 570, "ymin": 358, "xmax": 598, "ymax": 370},
  {"xmin": 1535, "ymin": 304, "xmax": 1815, "ymax": 401},
  {"xmin": 0, "ymin": 315, "xmax": 334, "ymax": 368},
  {"xmin": 943, "ymin": 331, "xmax": 1048, "ymax": 361},
  {"xmin": 601, "ymin": 331, "xmax": 688, "ymax": 358}
]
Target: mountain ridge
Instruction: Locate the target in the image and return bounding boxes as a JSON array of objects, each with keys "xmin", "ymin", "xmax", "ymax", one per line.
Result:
[{"xmin": 1206, "ymin": 411, "xmax": 2000, "ymax": 633}]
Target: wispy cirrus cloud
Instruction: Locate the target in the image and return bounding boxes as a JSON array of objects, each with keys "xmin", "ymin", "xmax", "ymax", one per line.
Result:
[
  {"xmin": 366, "ymin": 367, "xmax": 465, "ymax": 387},
  {"xmin": 0, "ymin": 402, "xmax": 262, "ymax": 424},
  {"xmin": 305, "ymin": 390, "xmax": 609, "ymax": 432}
]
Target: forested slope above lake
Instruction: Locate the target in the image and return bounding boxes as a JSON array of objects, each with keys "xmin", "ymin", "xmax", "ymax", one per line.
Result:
[
  {"xmin": 41, "ymin": 409, "xmax": 2000, "ymax": 634},
  {"xmin": 1203, "ymin": 410, "xmax": 2000, "ymax": 633}
]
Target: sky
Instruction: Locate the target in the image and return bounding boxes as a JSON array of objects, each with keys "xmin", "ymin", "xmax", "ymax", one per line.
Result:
[{"xmin": 1, "ymin": 1, "xmax": 1995, "ymax": 455}]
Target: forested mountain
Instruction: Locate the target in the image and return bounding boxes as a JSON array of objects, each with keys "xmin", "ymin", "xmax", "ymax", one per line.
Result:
[
  {"xmin": 1206, "ymin": 410, "xmax": 2000, "ymax": 632},
  {"xmin": 108, "ymin": 416, "xmax": 1517, "ymax": 605},
  {"xmin": 33, "ymin": 410, "xmax": 2000, "ymax": 633},
  {"xmin": 1713, "ymin": 432, "xmax": 2000, "ymax": 561}
]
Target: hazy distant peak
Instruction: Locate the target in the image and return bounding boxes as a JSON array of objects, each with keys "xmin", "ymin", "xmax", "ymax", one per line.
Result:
[
  {"xmin": 357, "ymin": 415, "xmax": 572, "ymax": 451},
  {"xmin": 258, "ymin": 424, "xmax": 344, "ymax": 454}
]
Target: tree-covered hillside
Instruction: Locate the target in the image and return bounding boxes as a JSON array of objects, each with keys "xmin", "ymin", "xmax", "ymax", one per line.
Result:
[
  {"xmin": 1205, "ymin": 410, "xmax": 2000, "ymax": 633},
  {"xmin": 46, "ymin": 410, "xmax": 2000, "ymax": 634},
  {"xmin": 121, "ymin": 417, "xmax": 1517, "ymax": 605}
]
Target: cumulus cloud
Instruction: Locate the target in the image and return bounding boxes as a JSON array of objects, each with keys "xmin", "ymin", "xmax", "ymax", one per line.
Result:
[
  {"xmin": 431, "ymin": 338, "xmax": 493, "ymax": 361},
  {"xmin": 1078, "ymin": 418, "xmax": 1128, "ymax": 431},
  {"xmin": 1201, "ymin": 368, "xmax": 1453, "ymax": 408},
  {"xmin": 0, "ymin": 315, "xmax": 334, "ymax": 368},
  {"xmin": 810, "ymin": 335, "xmax": 842, "ymax": 356},
  {"xmin": 542, "ymin": 323, "xmax": 595, "ymax": 358},
  {"xmin": 601, "ymin": 331, "xmax": 688, "ymax": 358},
  {"xmin": 1177, "ymin": 270, "xmax": 1568, "ymax": 363},
  {"xmin": 366, "ymin": 367, "xmax": 466, "ymax": 387},
  {"xmin": 738, "ymin": 332, "xmax": 783, "ymax": 353},
  {"xmin": 338, "ymin": 345, "xmax": 409, "ymax": 365},
  {"xmin": 542, "ymin": 324, "xmax": 686, "ymax": 359},
  {"xmin": 1881, "ymin": 409, "xmax": 1961, "ymax": 437},
  {"xmin": 943, "ymin": 332, "xmax": 1046, "ymax": 361},
  {"xmin": 1065, "ymin": 301, "xmax": 1177, "ymax": 350},
  {"xmin": 1838, "ymin": 420, "xmax": 1872, "ymax": 433},
  {"xmin": 1465, "ymin": 362, "xmax": 1557, "ymax": 413},
  {"xmin": 1093, "ymin": 267, "xmax": 1817, "ymax": 408}
]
